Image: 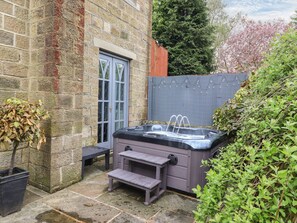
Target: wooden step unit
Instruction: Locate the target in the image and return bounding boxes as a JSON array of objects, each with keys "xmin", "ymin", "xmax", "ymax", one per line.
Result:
[
  {"xmin": 108, "ymin": 150, "xmax": 170, "ymax": 205},
  {"xmin": 108, "ymin": 169, "xmax": 161, "ymax": 205}
]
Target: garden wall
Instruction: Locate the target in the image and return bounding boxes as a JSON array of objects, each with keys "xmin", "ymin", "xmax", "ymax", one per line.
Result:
[{"xmin": 148, "ymin": 73, "xmax": 248, "ymax": 126}]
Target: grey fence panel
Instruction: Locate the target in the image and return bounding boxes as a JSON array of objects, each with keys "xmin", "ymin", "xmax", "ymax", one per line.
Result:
[{"xmin": 148, "ymin": 73, "xmax": 248, "ymax": 126}]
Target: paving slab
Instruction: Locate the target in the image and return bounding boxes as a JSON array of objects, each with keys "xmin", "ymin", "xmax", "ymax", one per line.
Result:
[
  {"xmin": 148, "ymin": 209, "xmax": 195, "ymax": 223},
  {"xmin": 43, "ymin": 189, "xmax": 121, "ymax": 223},
  {"xmin": 110, "ymin": 212, "xmax": 146, "ymax": 223},
  {"xmin": 0, "ymin": 200, "xmax": 53, "ymax": 223},
  {"xmin": 68, "ymin": 171, "xmax": 109, "ymax": 198},
  {"xmin": 97, "ymin": 184, "xmax": 161, "ymax": 219},
  {"xmin": 97, "ymin": 183, "xmax": 197, "ymax": 222}
]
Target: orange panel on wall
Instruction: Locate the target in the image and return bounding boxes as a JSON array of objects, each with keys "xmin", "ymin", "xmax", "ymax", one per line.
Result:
[{"xmin": 150, "ymin": 40, "xmax": 168, "ymax": 77}]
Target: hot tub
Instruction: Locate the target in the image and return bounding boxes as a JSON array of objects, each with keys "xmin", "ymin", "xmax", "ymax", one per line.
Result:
[{"xmin": 112, "ymin": 124, "xmax": 229, "ymax": 193}]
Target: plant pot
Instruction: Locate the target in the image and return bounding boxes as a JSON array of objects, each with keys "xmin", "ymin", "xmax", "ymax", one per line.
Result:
[{"xmin": 0, "ymin": 167, "xmax": 29, "ymax": 217}]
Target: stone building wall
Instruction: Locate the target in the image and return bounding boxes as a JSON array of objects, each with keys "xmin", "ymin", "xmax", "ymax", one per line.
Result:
[
  {"xmin": 0, "ymin": 0, "xmax": 152, "ymax": 193},
  {"xmin": 0, "ymin": 0, "xmax": 30, "ymax": 172},
  {"xmin": 27, "ymin": 0, "xmax": 85, "ymax": 192},
  {"xmin": 83, "ymin": 0, "xmax": 152, "ymax": 145}
]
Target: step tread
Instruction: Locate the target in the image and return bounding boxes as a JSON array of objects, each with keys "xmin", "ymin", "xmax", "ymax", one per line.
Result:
[
  {"xmin": 119, "ymin": 151, "xmax": 170, "ymax": 165},
  {"xmin": 108, "ymin": 169, "xmax": 161, "ymax": 189}
]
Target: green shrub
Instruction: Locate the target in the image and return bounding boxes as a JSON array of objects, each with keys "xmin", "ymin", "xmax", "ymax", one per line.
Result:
[{"xmin": 194, "ymin": 28, "xmax": 297, "ymax": 223}]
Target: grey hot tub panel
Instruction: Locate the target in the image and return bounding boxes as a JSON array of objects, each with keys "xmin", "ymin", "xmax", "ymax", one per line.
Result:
[{"xmin": 113, "ymin": 125, "xmax": 229, "ymax": 193}]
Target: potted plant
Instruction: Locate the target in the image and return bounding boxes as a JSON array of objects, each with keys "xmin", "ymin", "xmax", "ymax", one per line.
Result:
[{"xmin": 0, "ymin": 98, "xmax": 49, "ymax": 217}]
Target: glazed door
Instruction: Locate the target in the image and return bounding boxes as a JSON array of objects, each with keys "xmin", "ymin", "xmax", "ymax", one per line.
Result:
[{"xmin": 98, "ymin": 53, "xmax": 129, "ymax": 148}]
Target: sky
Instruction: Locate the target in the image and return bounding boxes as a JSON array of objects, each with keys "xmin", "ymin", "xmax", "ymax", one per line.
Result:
[{"xmin": 223, "ymin": 0, "xmax": 297, "ymax": 22}]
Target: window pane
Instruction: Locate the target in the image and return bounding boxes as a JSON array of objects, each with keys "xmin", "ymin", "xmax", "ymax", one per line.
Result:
[
  {"xmin": 103, "ymin": 123, "xmax": 108, "ymax": 142},
  {"xmin": 99, "ymin": 59, "xmax": 107, "ymax": 78},
  {"xmin": 115, "ymin": 65, "xmax": 119, "ymax": 81},
  {"xmin": 98, "ymin": 102, "xmax": 102, "ymax": 122},
  {"xmin": 120, "ymin": 83, "xmax": 125, "ymax": 101},
  {"xmin": 106, "ymin": 64, "xmax": 110, "ymax": 80},
  {"xmin": 120, "ymin": 103, "xmax": 124, "ymax": 120},
  {"xmin": 104, "ymin": 81, "xmax": 109, "ymax": 100},
  {"xmin": 98, "ymin": 124, "xmax": 102, "ymax": 143},
  {"xmin": 115, "ymin": 103, "xmax": 119, "ymax": 120},
  {"xmin": 115, "ymin": 122, "xmax": 119, "ymax": 131},
  {"xmin": 121, "ymin": 68, "xmax": 125, "ymax": 82},
  {"xmin": 99, "ymin": 80, "xmax": 103, "ymax": 99},
  {"xmin": 117, "ymin": 63, "xmax": 123, "ymax": 81},
  {"xmin": 116, "ymin": 83, "xmax": 120, "ymax": 101},
  {"xmin": 104, "ymin": 102, "xmax": 109, "ymax": 121}
]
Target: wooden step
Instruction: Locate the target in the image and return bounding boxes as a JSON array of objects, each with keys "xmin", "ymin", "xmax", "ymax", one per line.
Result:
[
  {"xmin": 119, "ymin": 150, "xmax": 170, "ymax": 166},
  {"xmin": 108, "ymin": 169, "xmax": 161, "ymax": 189}
]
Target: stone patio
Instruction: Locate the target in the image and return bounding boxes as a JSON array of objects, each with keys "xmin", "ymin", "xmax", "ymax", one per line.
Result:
[{"xmin": 0, "ymin": 160, "xmax": 197, "ymax": 223}]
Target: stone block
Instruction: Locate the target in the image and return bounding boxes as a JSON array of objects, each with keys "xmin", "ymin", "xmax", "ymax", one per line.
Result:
[
  {"xmin": 3, "ymin": 62, "xmax": 28, "ymax": 77},
  {"xmin": 64, "ymin": 109, "xmax": 82, "ymax": 122},
  {"xmin": 0, "ymin": 1, "xmax": 13, "ymax": 15},
  {"xmin": 20, "ymin": 78, "xmax": 29, "ymax": 90},
  {"xmin": 58, "ymin": 37, "xmax": 73, "ymax": 50},
  {"xmin": 66, "ymin": 54, "xmax": 83, "ymax": 67},
  {"xmin": 0, "ymin": 150, "xmax": 22, "ymax": 169},
  {"xmin": 20, "ymin": 50, "xmax": 30, "ymax": 64},
  {"xmin": 72, "ymin": 148, "xmax": 82, "ymax": 163},
  {"xmin": 4, "ymin": 15, "xmax": 26, "ymax": 35},
  {"xmin": 37, "ymin": 18, "xmax": 53, "ymax": 35},
  {"xmin": 29, "ymin": 148, "xmax": 50, "ymax": 166},
  {"xmin": 74, "ymin": 68, "xmax": 83, "ymax": 80},
  {"xmin": 30, "ymin": 7, "xmax": 44, "ymax": 21},
  {"xmin": 28, "ymin": 164, "xmax": 50, "ymax": 190},
  {"xmin": 31, "ymin": 36, "xmax": 45, "ymax": 49},
  {"xmin": 15, "ymin": 6, "xmax": 29, "ymax": 20},
  {"xmin": 64, "ymin": 134, "xmax": 82, "ymax": 150},
  {"xmin": 49, "ymin": 168, "xmax": 61, "ymax": 192},
  {"xmin": 120, "ymin": 31, "xmax": 129, "ymax": 40},
  {"xmin": 57, "ymin": 94, "xmax": 73, "ymax": 109},
  {"xmin": 10, "ymin": 0, "xmax": 26, "ymax": 6},
  {"xmin": 51, "ymin": 122, "xmax": 73, "ymax": 137},
  {"xmin": 57, "ymin": 65, "xmax": 73, "ymax": 78},
  {"xmin": 15, "ymin": 35, "xmax": 29, "ymax": 49},
  {"xmin": 50, "ymin": 109, "xmax": 64, "ymax": 122},
  {"xmin": 72, "ymin": 121, "xmax": 83, "ymax": 134},
  {"xmin": 60, "ymin": 80, "xmax": 83, "ymax": 94},
  {"xmin": 74, "ymin": 94, "xmax": 83, "ymax": 109},
  {"xmin": 15, "ymin": 91, "xmax": 28, "ymax": 100},
  {"xmin": 103, "ymin": 21, "xmax": 111, "ymax": 33},
  {"xmin": 38, "ymin": 78, "xmax": 54, "ymax": 92},
  {"xmin": 0, "ymin": 76, "xmax": 20, "ymax": 89},
  {"xmin": 45, "ymin": 3, "xmax": 54, "ymax": 17},
  {"xmin": 0, "ymin": 30, "xmax": 14, "ymax": 46},
  {"xmin": 50, "ymin": 136, "xmax": 64, "ymax": 154},
  {"xmin": 51, "ymin": 150, "xmax": 72, "ymax": 168},
  {"xmin": 31, "ymin": 0, "xmax": 51, "ymax": 9},
  {"xmin": 61, "ymin": 162, "xmax": 81, "ymax": 186},
  {"xmin": 0, "ymin": 45, "xmax": 20, "ymax": 62},
  {"xmin": 91, "ymin": 15, "xmax": 103, "ymax": 29}
]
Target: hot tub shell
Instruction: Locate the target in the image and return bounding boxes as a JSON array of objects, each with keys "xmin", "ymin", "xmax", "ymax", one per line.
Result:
[{"xmin": 113, "ymin": 125, "xmax": 229, "ymax": 193}]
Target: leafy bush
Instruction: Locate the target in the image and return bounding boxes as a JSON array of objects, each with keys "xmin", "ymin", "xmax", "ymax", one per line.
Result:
[
  {"xmin": 194, "ymin": 28, "xmax": 297, "ymax": 223},
  {"xmin": 0, "ymin": 98, "xmax": 49, "ymax": 175}
]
